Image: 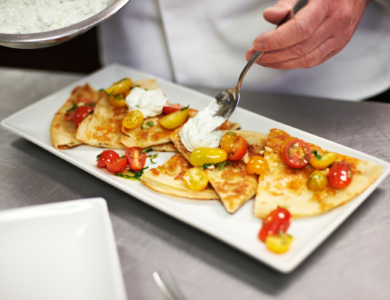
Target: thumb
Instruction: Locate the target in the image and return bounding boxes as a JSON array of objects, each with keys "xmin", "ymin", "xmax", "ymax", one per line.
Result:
[{"xmin": 263, "ymin": 0, "xmax": 295, "ymax": 25}]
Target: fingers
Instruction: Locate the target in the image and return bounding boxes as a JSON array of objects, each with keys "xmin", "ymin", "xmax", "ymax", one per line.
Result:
[
  {"xmin": 253, "ymin": 0, "xmax": 329, "ymax": 52},
  {"xmin": 263, "ymin": 7, "xmax": 291, "ymax": 25}
]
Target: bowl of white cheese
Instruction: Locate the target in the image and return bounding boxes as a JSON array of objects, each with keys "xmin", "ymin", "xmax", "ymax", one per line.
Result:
[{"xmin": 0, "ymin": 0, "xmax": 130, "ymax": 49}]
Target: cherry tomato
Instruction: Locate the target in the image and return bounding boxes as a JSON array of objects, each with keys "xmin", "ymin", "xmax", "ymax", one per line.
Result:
[
  {"xmin": 106, "ymin": 157, "xmax": 127, "ymax": 174},
  {"xmin": 246, "ymin": 156, "xmax": 269, "ymax": 175},
  {"xmin": 189, "ymin": 148, "xmax": 228, "ymax": 167},
  {"xmin": 108, "ymin": 94, "xmax": 127, "ymax": 107},
  {"xmin": 307, "ymin": 170, "xmax": 328, "ymax": 191},
  {"xmin": 97, "ymin": 150, "xmax": 120, "ymax": 168},
  {"xmin": 126, "ymin": 147, "xmax": 147, "ymax": 171},
  {"xmin": 106, "ymin": 78, "xmax": 132, "ymax": 95},
  {"xmin": 282, "ymin": 138, "xmax": 311, "ymax": 169},
  {"xmin": 159, "ymin": 107, "xmax": 190, "ymax": 129},
  {"xmin": 229, "ymin": 136, "xmax": 247, "ymax": 161},
  {"xmin": 310, "ymin": 152, "xmax": 337, "ymax": 169},
  {"xmin": 265, "ymin": 233, "xmax": 293, "ymax": 254},
  {"xmin": 258, "ymin": 207, "xmax": 291, "ymax": 242},
  {"xmin": 64, "ymin": 111, "xmax": 74, "ymax": 121},
  {"xmin": 122, "ymin": 110, "xmax": 144, "ymax": 129},
  {"xmin": 72, "ymin": 105, "xmax": 94, "ymax": 127},
  {"xmin": 163, "ymin": 104, "xmax": 184, "ymax": 115},
  {"xmin": 183, "ymin": 167, "xmax": 209, "ymax": 191},
  {"xmin": 220, "ymin": 131, "xmax": 237, "ymax": 155},
  {"xmin": 328, "ymin": 161, "xmax": 352, "ymax": 189}
]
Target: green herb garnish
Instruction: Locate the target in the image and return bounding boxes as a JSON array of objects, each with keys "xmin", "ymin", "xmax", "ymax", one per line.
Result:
[
  {"xmin": 114, "ymin": 94, "xmax": 124, "ymax": 100},
  {"xmin": 180, "ymin": 105, "xmax": 190, "ymax": 111},
  {"xmin": 99, "ymin": 88, "xmax": 106, "ymax": 92},
  {"xmin": 115, "ymin": 166, "xmax": 149, "ymax": 181},
  {"xmin": 141, "ymin": 122, "xmax": 147, "ymax": 129},
  {"xmin": 201, "ymin": 163, "xmax": 214, "ymax": 170},
  {"xmin": 312, "ymin": 150, "xmax": 322, "ymax": 160},
  {"xmin": 227, "ymin": 131, "xmax": 234, "ymax": 136},
  {"xmin": 66, "ymin": 103, "xmax": 77, "ymax": 113},
  {"xmin": 144, "ymin": 88, "xmax": 149, "ymax": 91},
  {"xmin": 215, "ymin": 160, "xmax": 230, "ymax": 170},
  {"xmin": 148, "ymin": 153, "xmax": 158, "ymax": 164},
  {"xmin": 96, "ymin": 154, "xmax": 101, "ymax": 159},
  {"xmin": 146, "ymin": 121, "xmax": 154, "ymax": 126},
  {"xmin": 141, "ymin": 147, "xmax": 152, "ymax": 153}
]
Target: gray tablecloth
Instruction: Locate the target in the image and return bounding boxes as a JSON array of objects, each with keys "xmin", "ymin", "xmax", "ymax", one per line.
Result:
[{"xmin": 1, "ymin": 67, "xmax": 389, "ymax": 300}]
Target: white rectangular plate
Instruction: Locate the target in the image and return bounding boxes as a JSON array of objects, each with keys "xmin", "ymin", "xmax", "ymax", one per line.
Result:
[
  {"xmin": 0, "ymin": 198, "xmax": 127, "ymax": 300},
  {"xmin": 2, "ymin": 64, "xmax": 390, "ymax": 273}
]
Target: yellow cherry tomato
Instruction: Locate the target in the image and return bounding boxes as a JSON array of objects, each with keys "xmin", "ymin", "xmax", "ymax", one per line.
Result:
[
  {"xmin": 159, "ymin": 107, "xmax": 189, "ymax": 130},
  {"xmin": 220, "ymin": 131, "xmax": 237, "ymax": 155},
  {"xmin": 246, "ymin": 156, "xmax": 269, "ymax": 175},
  {"xmin": 310, "ymin": 151, "xmax": 337, "ymax": 169},
  {"xmin": 190, "ymin": 148, "xmax": 228, "ymax": 167},
  {"xmin": 106, "ymin": 78, "xmax": 132, "ymax": 95},
  {"xmin": 108, "ymin": 94, "xmax": 127, "ymax": 107},
  {"xmin": 307, "ymin": 170, "xmax": 328, "ymax": 191},
  {"xmin": 122, "ymin": 110, "xmax": 144, "ymax": 129},
  {"xmin": 183, "ymin": 167, "xmax": 209, "ymax": 191},
  {"xmin": 265, "ymin": 233, "xmax": 293, "ymax": 254}
]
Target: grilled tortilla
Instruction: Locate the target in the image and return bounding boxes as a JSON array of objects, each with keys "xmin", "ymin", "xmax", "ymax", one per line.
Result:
[
  {"xmin": 254, "ymin": 128, "xmax": 384, "ymax": 218},
  {"xmin": 141, "ymin": 153, "xmax": 219, "ymax": 199},
  {"xmin": 50, "ymin": 83, "xmax": 105, "ymax": 149}
]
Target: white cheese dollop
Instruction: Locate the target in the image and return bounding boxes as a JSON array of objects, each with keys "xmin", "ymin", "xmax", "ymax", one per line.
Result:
[
  {"xmin": 0, "ymin": 0, "xmax": 113, "ymax": 34},
  {"xmin": 126, "ymin": 87, "xmax": 168, "ymax": 118},
  {"xmin": 180, "ymin": 99, "xmax": 225, "ymax": 152}
]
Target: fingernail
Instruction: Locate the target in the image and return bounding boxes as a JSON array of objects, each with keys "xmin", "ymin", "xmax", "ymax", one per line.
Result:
[{"xmin": 254, "ymin": 42, "xmax": 267, "ymax": 51}]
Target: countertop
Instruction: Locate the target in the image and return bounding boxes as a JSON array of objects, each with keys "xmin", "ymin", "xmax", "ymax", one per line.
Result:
[{"xmin": 1, "ymin": 67, "xmax": 389, "ymax": 300}]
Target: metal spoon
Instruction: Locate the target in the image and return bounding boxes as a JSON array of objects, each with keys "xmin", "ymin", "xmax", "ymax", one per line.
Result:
[
  {"xmin": 212, "ymin": 0, "xmax": 309, "ymax": 121},
  {"xmin": 153, "ymin": 271, "xmax": 188, "ymax": 300}
]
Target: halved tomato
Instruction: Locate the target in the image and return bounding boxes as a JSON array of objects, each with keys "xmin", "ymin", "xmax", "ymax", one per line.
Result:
[
  {"xmin": 126, "ymin": 147, "xmax": 147, "ymax": 171},
  {"xmin": 328, "ymin": 161, "xmax": 352, "ymax": 189},
  {"xmin": 106, "ymin": 157, "xmax": 127, "ymax": 174},
  {"xmin": 183, "ymin": 167, "xmax": 209, "ymax": 191},
  {"xmin": 282, "ymin": 138, "xmax": 311, "ymax": 169},
  {"xmin": 97, "ymin": 150, "xmax": 120, "ymax": 168},
  {"xmin": 72, "ymin": 105, "xmax": 94, "ymax": 127},
  {"xmin": 229, "ymin": 136, "xmax": 247, "ymax": 161},
  {"xmin": 159, "ymin": 107, "xmax": 189, "ymax": 129},
  {"xmin": 258, "ymin": 207, "xmax": 291, "ymax": 242},
  {"xmin": 163, "ymin": 104, "xmax": 184, "ymax": 115}
]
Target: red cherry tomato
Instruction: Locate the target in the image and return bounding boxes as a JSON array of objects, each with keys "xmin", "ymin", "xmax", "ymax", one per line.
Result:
[
  {"xmin": 126, "ymin": 147, "xmax": 147, "ymax": 171},
  {"xmin": 106, "ymin": 157, "xmax": 127, "ymax": 174},
  {"xmin": 64, "ymin": 111, "xmax": 74, "ymax": 121},
  {"xmin": 163, "ymin": 104, "xmax": 184, "ymax": 115},
  {"xmin": 229, "ymin": 136, "xmax": 247, "ymax": 161},
  {"xmin": 282, "ymin": 138, "xmax": 311, "ymax": 169},
  {"xmin": 328, "ymin": 161, "xmax": 352, "ymax": 189},
  {"xmin": 72, "ymin": 105, "xmax": 94, "ymax": 127},
  {"xmin": 97, "ymin": 150, "xmax": 120, "ymax": 168},
  {"xmin": 258, "ymin": 207, "xmax": 291, "ymax": 242}
]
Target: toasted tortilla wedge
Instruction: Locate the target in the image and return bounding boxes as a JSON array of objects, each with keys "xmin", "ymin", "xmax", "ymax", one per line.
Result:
[
  {"xmin": 170, "ymin": 129, "xmax": 266, "ymax": 213},
  {"xmin": 254, "ymin": 128, "xmax": 384, "ymax": 218},
  {"xmin": 206, "ymin": 161, "xmax": 258, "ymax": 213},
  {"xmin": 76, "ymin": 96, "xmax": 128, "ymax": 149},
  {"xmin": 141, "ymin": 153, "xmax": 219, "ymax": 199},
  {"xmin": 50, "ymin": 84, "xmax": 105, "ymax": 149}
]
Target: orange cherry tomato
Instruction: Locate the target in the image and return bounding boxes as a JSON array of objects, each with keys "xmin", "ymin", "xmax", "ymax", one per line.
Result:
[
  {"xmin": 97, "ymin": 150, "xmax": 120, "ymax": 168},
  {"xmin": 229, "ymin": 136, "xmax": 247, "ymax": 161},
  {"xmin": 220, "ymin": 131, "xmax": 237, "ymax": 155},
  {"xmin": 328, "ymin": 161, "xmax": 352, "ymax": 189},
  {"xmin": 122, "ymin": 110, "xmax": 144, "ymax": 129},
  {"xmin": 163, "ymin": 104, "xmax": 184, "ymax": 115},
  {"xmin": 258, "ymin": 207, "xmax": 291, "ymax": 242},
  {"xmin": 106, "ymin": 157, "xmax": 127, "ymax": 174},
  {"xmin": 246, "ymin": 156, "xmax": 269, "ymax": 175},
  {"xmin": 72, "ymin": 105, "xmax": 94, "ymax": 127},
  {"xmin": 282, "ymin": 138, "xmax": 311, "ymax": 169},
  {"xmin": 125, "ymin": 147, "xmax": 147, "ymax": 171}
]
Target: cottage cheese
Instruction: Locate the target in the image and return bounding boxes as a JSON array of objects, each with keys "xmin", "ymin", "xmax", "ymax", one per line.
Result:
[
  {"xmin": 126, "ymin": 87, "xmax": 168, "ymax": 118},
  {"xmin": 0, "ymin": 0, "xmax": 113, "ymax": 34},
  {"xmin": 180, "ymin": 99, "xmax": 225, "ymax": 152}
]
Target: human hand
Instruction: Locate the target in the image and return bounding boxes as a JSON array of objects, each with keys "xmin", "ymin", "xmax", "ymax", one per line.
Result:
[{"xmin": 246, "ymin": 0, "xmax": 372, "ymax": 69}]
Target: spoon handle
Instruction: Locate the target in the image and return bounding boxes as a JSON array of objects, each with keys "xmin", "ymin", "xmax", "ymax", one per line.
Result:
[{"xmin": 237, "ymin": 0, "xmax": 309, "ymax": 89}]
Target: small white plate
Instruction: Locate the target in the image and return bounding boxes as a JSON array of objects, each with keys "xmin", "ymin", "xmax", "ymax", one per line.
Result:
[
  {"xmin": 2, "ymin": 64, "xmax": 390, "ymax": 273},
  {"xmin": 0, "ymin": 198, "xmax": 127, "ymax": 300}
]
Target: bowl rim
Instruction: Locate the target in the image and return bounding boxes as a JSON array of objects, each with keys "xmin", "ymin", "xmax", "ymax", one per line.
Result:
[{"xmin": 0, "ymin": 0, "xmax": 130, "ymax": 43}]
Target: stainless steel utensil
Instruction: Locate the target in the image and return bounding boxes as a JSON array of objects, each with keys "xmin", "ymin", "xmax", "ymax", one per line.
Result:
[
  {"xmin": 212, "ymin": 0, "xmax": 309, "ymax": 122},
  {"xmin": 153, "ymin": 271, "xmax": 187, "ymax": 300},
  {"xmin": 0, "ymin": 0, "xmax": 131, "ymax": 49}
]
